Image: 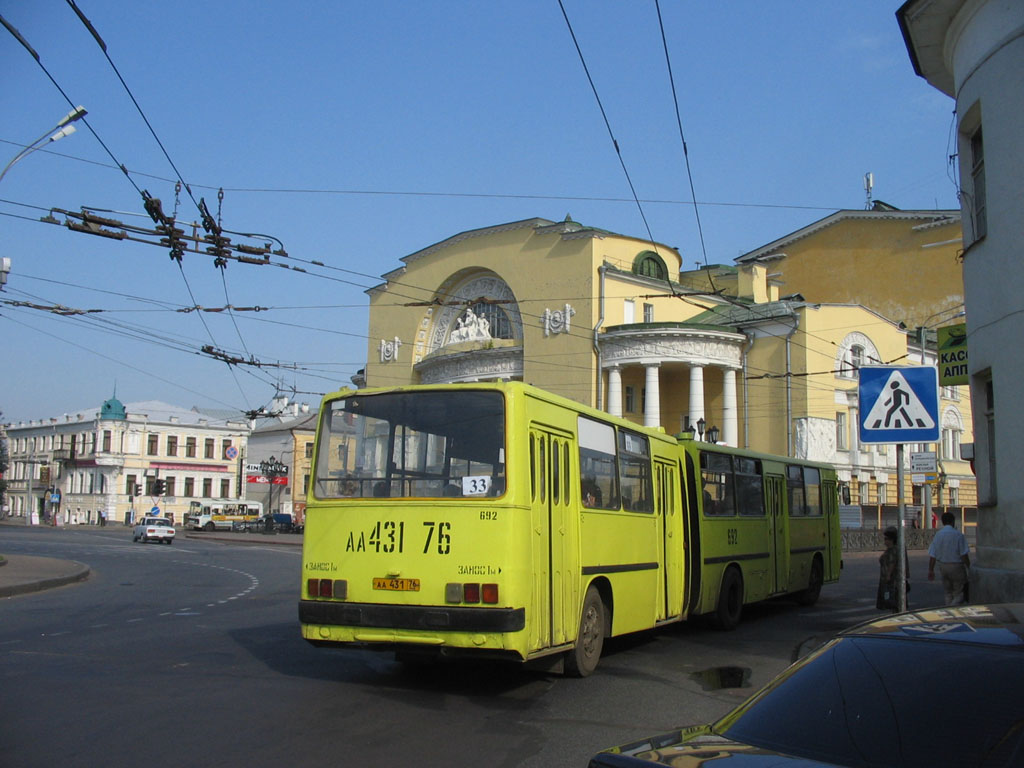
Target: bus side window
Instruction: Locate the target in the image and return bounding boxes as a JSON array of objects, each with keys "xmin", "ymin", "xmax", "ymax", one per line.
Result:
[
  {"xmin": 701, "ymin": 452, "xmax": 735, "ymax": 516},
  {"xmin": 804, "ymin": 467, "xmax": 821, "ymax": 516},
  {"xmin": 787, "ymin": 464, "xmax": 806, "ymax": 516},
  {"xmin": 735, "ymin": 458, "xmax": 764, "ymax": 516}
]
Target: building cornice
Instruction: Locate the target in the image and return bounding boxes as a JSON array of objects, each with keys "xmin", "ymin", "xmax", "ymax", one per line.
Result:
[{"xmin": 735, "ymin": 209, "xmax": 962, "ymax": 264}]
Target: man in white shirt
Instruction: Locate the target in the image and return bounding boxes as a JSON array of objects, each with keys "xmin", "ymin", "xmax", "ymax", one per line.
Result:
[{"xmin": 928, "ymin": 512, "xmax": 971, "ymax": 605}]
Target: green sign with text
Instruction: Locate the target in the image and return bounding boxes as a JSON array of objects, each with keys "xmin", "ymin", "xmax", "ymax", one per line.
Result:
[{"xmin": 938, "ymin": 323, "xmax": 968, "ymax": 386}]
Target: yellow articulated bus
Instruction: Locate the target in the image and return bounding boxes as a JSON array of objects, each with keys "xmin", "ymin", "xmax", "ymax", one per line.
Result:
[{"xmin": 299, "ymin": 381, "xmax": 839, "ymax": 676}]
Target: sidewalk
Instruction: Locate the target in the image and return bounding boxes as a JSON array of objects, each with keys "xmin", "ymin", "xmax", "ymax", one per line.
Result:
[{"xmin": 0, "ymin": 554, "xmax": 90, "ymax": 598}]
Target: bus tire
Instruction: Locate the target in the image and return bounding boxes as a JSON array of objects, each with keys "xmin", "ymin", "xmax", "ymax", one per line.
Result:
[
  {"xmin": 566, "ymin": 585, "xmax": 605, "ymax": 677},
  {"xmin": 796, "ymin": 556, "xmax": 823, "ymax": 606},
  {"xmin": 203, "ymin": 522, "xmax": 215, "ymax": 532},
  {"xmin": 713, "ymin": 567, "xmax": 743, "ymax": 630}
]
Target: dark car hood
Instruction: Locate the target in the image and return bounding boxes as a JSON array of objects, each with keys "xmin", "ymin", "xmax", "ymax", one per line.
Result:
[{"xmin": 590, "ymin": 727, "xmax": 841, "ymax": 767}]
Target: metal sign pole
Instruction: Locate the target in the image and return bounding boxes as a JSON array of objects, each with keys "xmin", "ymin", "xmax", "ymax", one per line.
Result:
[{"xmin": 897, "ymin": 443, "xmax": 907, "ymax": 612}]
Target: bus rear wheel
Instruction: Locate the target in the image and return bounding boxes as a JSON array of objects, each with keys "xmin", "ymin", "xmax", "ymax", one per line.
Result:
[
  {"xmin": 796, "ymin": 557, "xmax": 823, "ymax": 606},
  {"xmin": 203, "ymin": 522, "xmax": 215, "ymax": 532},
  {"xmin": 714, "ymin": 567, "xmax": 743, "ymax": 630},
  {"xmin": 566, "ymin": 585, "xmax": 605, "ymax": 677}
]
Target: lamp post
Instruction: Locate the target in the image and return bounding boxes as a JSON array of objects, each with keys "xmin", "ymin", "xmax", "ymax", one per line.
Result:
[
  {"xmin": 259, "ymin": 456, "xmax": 286, "ymax": 534},
  {"xmin": 706, "ymin": 425, "xmax": 720, "ymax": 444},
  {"xmin": 0, "ymin": 106, "xmax": 87, "ymax": 185}
]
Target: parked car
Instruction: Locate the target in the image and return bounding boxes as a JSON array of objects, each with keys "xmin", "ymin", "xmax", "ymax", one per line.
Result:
[
  {"xmin": 245, "ymin": 513, "xmax": 301, "ymax": 533},
  {"xmin": 589, "ymin": 604, "xmax": 1024, "ymax": 768},
  {"xmin": 132, "ymin": 516, "xmax": 175, "ymax": 545}
]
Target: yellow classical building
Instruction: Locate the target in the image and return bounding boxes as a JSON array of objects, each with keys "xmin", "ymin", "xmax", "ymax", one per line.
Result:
[{"xmin": 361, "ymin": 214, "xmax": 974, "ymax": 525}]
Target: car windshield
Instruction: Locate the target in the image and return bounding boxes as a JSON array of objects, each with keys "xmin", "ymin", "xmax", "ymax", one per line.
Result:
[
  {"xmin": 717, "ymin": 635, "xmax": 1024, "ymax": 767},
  {"xmin": 314, "ymin": 390, "xmax": 506, "ymax": 499}
]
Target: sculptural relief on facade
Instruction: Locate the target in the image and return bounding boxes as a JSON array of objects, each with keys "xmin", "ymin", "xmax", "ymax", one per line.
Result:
[
  {"xmin": 794, "ymin": 416, "xmax": 835, "ymax": 462},
  {"xmin": 379, "ymin": 336, "xmax": 402, "ymax": 363},
  {"xmin": 425, "ymin": 273, "xmax": 523, "ymax": 352},
  {"xmin": 542, "ymin": 304, "xmax": 575, "ymax": 336},
  {"xmin": 449, "ymin": 308, "xmax": 491, "ymax": 343},
  {"xmin": 601, "ymin": 331, "xmax": 743, "ymax": 368}
]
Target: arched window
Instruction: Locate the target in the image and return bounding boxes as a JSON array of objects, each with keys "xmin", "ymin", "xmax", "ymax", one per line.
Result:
[
  {"xmin": 633, "ymin": 251, "xmax": 668, "ymax": 281},
  {"xmin": 836, "ymin": 334, "xmax": 879, "ymax": 380}
]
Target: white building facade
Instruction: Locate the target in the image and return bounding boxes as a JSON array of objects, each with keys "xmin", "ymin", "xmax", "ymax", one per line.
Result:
[
  {"xmin": 4, "ymin": 397, "xmax": 250, "ymax": 526},
  {"xmin": 899, "ymin": 0, "xmax": 1024, "ymax": 600}
]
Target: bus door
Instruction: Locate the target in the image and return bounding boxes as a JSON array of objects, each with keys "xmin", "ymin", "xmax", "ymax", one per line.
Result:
[
  {"xmin": 656, "ymin": 459, "xmax": 682, "ymax": 620},
  {"xmin": 528, "ymin": 426, "xmax": 576, "ymax": 652},
  {"xmin": 765, "ymin": 473, "xmax": 787, "ymax": 593}
]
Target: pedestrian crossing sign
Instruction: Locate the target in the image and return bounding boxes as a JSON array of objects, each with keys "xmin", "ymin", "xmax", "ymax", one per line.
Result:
[{"xmin": 858, "ymin": 365, "xmax": 939, "ymax": 444}]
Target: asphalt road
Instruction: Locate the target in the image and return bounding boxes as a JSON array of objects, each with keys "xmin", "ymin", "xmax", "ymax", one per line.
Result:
[{"xmin": 0, "ymin": 525, "xmax": 947, "ymax": 768}]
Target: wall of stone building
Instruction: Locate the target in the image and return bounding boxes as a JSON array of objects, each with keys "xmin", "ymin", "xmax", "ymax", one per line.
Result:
[{"xmin": 762, "ymin": 216, "xmax": 964, "ymax": 330}]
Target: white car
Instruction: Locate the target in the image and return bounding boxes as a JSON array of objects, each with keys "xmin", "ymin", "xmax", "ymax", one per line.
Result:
[{"xmin": 132, "ymin": 516, "xmax": 175, "ymax": 545}]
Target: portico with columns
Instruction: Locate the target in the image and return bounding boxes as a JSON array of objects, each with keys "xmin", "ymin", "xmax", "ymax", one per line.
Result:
[{"xmin": 599, "ymin": 325, "xmax": 745, "ymax": 445}]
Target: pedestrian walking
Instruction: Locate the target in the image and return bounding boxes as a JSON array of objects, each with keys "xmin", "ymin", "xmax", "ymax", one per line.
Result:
[
  {"xmin": 876, "ymin": 527, "xmax": 909, "ymax": 612},
  {"xmin": 928, "ymin": 512, "xmax": 971, "ymax": 605}
]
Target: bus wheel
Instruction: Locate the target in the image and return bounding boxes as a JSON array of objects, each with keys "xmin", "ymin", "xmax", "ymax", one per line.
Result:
[
  {"xmin": 566, "ymin": 585, "xmax": 605, "ymax": 677},
  {"xmin": 203, "ymin": 522, "xmax": 215, "ymax": 532},
  {"xmin": 796, "ymin": 557, "xmax": 823, "ymax": 606},
  {"xmin": 714, "ymin": 568, "xmax": 743, "ymax": 630}
]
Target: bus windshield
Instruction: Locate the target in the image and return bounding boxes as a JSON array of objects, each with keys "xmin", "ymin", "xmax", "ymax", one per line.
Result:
[{"xmin": 314, "ymin": 390, "xmax": 506, "ymax": 499}]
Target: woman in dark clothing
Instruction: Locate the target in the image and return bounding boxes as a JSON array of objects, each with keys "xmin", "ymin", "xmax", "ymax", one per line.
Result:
[{"xmin": 877, "ymin": 526, "xmax": 910, "ymax": 612}]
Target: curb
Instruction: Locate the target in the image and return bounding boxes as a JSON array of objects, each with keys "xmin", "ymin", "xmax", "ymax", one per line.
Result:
[{"xmin": 0, "ymin": 556, "xmax": 91, "ymax": 599}]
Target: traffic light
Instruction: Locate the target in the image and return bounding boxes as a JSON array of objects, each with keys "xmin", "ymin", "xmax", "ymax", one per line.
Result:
[
  {"xmin": 153, "ymin": 479, "xmax": 166, "ymax": 496},
  {"xmin": 135, "ymin": 484, "xmax": 142, "ymax": 497}
]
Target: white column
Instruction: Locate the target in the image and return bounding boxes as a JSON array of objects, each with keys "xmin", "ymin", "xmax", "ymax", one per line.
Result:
[
  {"xmin": 607, "ymin": 365, "xmax": 623, "ymax": 417},
  {"xmin": 688, "ymin": 365, "xmax": 705, "ymax": 429},
  {"xmin": 723, "ymin": 368, "xmax": 738, "ymax": 446},
  {"xmin": 644, "ymin": 364, "xmax": 661, "ymax": 428}
]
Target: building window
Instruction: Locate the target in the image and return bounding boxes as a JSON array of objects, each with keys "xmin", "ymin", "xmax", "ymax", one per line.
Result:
[
  {"xmin": 186, "ymin": 437, "xmax": 196, "ymax": 458},
  {"xmin": 942, "ymin": 385, "xmax": 960, "ymax": 401},
  {"xmin": 204, "ymin": 438, "xmax": 215, "ymax": 459},
  {"xmin": 624, "ymin": 386, "xmax": 635, "ymax": 413},
  {"xmin": 632, "ymin": 250, "xmax": 668, "ymax": 281},
  {"xmin": 126, "ymin": 474, "xmax": 137, "ymax": 496},
  {"xmin": 836, "ymin": 411, "xmax": 848, "ymax": 450},
  {"xmin": 643, "ymin": 303, "xmax": 654, "ymax": 323},
  {"xmin": 949, "ymin": 486, "xmax": 959, "ymax": 506},
  {"xmin": 184, "ymin": 477, "xmax": 195, "ymax": 497},
  {"xmin": 877, "ymin": 482, "xmax": 887, "ymax": 505},
  {"xmin": 942, "ymin": 426, "xmax": 961, "ymax": 461},
  {"xmin": 858, "ymin": 481, "xmax": 869, "ymax": 504},
  {"xmin": 970, "ymin": 125, "xmax": 986, "ymax": 241},
  {"xmin": 102, "ymin": 430, "xmax": 112, "ymax": 453},
  {"xmin": 167, "ymin": 435, "xmax": 178, "ymax": 457},
  {"xmin": 221, "ymin": 440, "xmax": 232, "ymax": 459},
  {"xmin": 147, "ymin": 434, "xmax": 159, "ymax": 456},
  {"xmin": 220, "ymin": 479, "xmax": 230, "ymax": 498},
  {"xmin": 165, "ymin": 477, "xmax": 176, "ymax": 497},
  {"xmin": 304, "ymin": 441, "xmax": 314, "ymax": 459},
  {"xmin": 202, "ymin": 478, "xmax": 212, "ymax": 498},
  {"xmin": 623, "ymin": 300, "xmax": 635, "ymax": 324},
  {"xmin": 303, "ymin": 473, "xmax": 310, "ymax": 494}
]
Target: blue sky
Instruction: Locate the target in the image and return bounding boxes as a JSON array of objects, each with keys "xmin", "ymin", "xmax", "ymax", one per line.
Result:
[{"xmin": 1, "ymin": 1, "xmax": 957, "ymax": 423}]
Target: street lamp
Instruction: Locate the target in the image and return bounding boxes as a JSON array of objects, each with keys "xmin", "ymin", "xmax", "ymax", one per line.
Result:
[
  {"xmin": 259, "ymin": 455, "xmax": 286, "ymax": 534},
  {"xmin": 706, "ymin": 425, "xmax": 720, "ymax": 444},
  {"xmin": 0, "ymin": 106, "xmax": 87, "ymax": 185},
  {"xmin": 696, "ymin": 417, "xmax": 706, "ymax": 441}
]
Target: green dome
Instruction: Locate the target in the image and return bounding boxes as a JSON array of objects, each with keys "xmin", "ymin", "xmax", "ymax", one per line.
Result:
[{"xmin": 100, "ymin": 396, "xmax": 126, "ymax": 420}]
